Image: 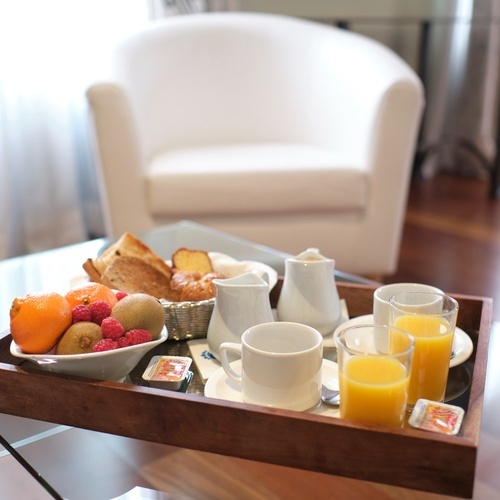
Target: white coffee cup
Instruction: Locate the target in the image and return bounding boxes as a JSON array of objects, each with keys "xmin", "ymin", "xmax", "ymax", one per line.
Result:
[
  {"xmin": 373, "ymin": 283, "xmax": 443, "ymax": 326},
  {"xmin": 219, "ymin": 322, "xmax": 323, "ymax": 411}
]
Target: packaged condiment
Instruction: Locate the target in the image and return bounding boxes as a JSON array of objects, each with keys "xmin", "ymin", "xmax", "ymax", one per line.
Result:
[
  {"xmin": 142, "ymin": 355, "xmax": 192, "ymax": 390},
  {"xmin": 409, "ymin": 399, "xmax": 465, "ymax": 436}
]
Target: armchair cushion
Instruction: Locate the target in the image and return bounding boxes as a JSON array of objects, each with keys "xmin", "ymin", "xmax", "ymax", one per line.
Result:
[{"xmin": 147, "ymin": 143, "xmax": 367, "ymax": 216}]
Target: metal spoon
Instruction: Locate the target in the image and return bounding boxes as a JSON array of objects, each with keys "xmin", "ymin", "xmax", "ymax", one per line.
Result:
[{"xmin": 321, "ymin": 385, "xmax": 340, "ymax": 406}]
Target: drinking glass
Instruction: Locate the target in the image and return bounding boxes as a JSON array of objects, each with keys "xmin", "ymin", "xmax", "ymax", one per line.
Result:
[
  {"xmin": 336, "ymin": 324, "xmax": 414, "ymax": 427},
  {"xmin": 389, "ymin": 291, "xmax": 459, "ymax": 407}
]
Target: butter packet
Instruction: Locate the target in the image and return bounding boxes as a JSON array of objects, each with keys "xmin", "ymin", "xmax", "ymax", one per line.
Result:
[{"xmin": 409, "ymin": 399, "xmax": 465, "ymax": 436}]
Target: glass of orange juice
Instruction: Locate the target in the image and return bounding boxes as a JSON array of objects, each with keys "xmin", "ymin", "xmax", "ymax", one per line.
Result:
[
  {"xmin": 389, "ymin": 291, "xmax": 459, "ymax": 408},
  {"xmin": 336, "ymin": 324, "xmax": 414, "ymax": 428}
]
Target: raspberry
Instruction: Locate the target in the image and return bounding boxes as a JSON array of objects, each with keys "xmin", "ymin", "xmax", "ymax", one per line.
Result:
[
  {"xmin": 101, "ymin": 317, "xmax": 125, "ymax": 341},
  {"xmin": 92, "ymin": 338, "xmax": 118, "ymax": 352},
  {"xmin": 125, "ymin": 329, "xmax": 152, "ymax": 346},
  {"xmin": 117, "ymin": 336, "xmax": 132, "ymax": 348},
  {"xmin": 115, "ymin": 291, "xmax": 128, "ymax": 301},
  {"xmin": 89, "ymin": 300, "xmax": 112, "ymax": 325},
  {"xmin": 72, "ymin": 304, "xmax": 91, "ymax": 323}
]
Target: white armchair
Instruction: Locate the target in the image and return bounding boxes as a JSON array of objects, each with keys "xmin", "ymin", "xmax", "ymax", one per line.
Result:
[{"xmin": 86, "ymin": 12, "xmax": 424, "ymax": 276}]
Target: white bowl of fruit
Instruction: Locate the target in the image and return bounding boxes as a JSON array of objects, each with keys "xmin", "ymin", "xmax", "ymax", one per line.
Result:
[{"xmin": 9, "ymin": 284, "xmax": 168, "ymax": 382}]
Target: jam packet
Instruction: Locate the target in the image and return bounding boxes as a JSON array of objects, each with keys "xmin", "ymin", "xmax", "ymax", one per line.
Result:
[
  {"xmin": 409, "ymin": 399, "xmax": 465, "ymax": 436},
  {"xmin": 142, "ymin": 355, "xmax": 192, "ymax": 390}
]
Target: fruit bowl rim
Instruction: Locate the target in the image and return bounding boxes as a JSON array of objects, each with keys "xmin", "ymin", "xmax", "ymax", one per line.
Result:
[{"xmin": 10, "ymin": 326, "xmax": 168, "ymax": 361}]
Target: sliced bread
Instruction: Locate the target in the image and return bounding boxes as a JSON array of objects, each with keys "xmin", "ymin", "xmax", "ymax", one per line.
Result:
[{"xmin": 100, "ymin": 255, "xmax": 174, "ymax": 300}]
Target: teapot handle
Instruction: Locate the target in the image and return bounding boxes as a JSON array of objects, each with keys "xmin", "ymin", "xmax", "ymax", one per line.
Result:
[{"xmin": 219, "ymin": 342, "xmax": 243, "ymax": 384}]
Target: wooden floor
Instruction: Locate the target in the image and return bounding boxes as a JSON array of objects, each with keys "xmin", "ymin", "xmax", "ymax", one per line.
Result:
[{"xmin": 385, "ymin": 173, "xmax": 500, "ymax": 321}]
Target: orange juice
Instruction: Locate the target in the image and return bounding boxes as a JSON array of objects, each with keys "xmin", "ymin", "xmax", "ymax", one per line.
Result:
[
  {"xmin": 340, "ymin": 356, "xmax": 409, "ymax": 427},
  {"xmin": 393, "ymin": 315, "xmax": 453, "ymax": 405}
]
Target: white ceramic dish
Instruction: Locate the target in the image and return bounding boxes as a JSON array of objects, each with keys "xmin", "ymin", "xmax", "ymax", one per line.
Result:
[
  {"xmin": 204, "ymin": 358, "xmax": 340, "ymax": 418},
  {"xmin": 10, "ymin": 327, "xmax": 168, "ymax": 382},
  {"xmin": 332, "ymin": 314, "xmax": 473, "ymax": 368}
]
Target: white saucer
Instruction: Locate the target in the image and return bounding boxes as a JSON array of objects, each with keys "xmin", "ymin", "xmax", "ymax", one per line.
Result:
[
  {"xmin": 204, "ymin": 359, "xmax": 340, "ymax": 418},
  {"xmin": 332, "ymin": 314, "xmax": 473, "ymax": 368}
]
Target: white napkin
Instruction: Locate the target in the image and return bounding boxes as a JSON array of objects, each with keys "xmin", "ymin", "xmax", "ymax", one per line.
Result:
[{"xmin": 187, "ymin": 338, "xmax": 221, "ymax": 381}]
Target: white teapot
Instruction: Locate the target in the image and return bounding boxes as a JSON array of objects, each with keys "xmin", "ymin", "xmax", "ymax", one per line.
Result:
[
  {"xmin": 276, "ymin": 248, "xmax": 341, "ymax": 336},
  {"xmin": 207, "ymin": 272, "xmax": 274, "ymax": 361}
]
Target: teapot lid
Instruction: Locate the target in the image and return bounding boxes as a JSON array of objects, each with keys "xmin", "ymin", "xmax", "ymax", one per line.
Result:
[{"xmin": 292, "ymin": 248, "xmax": 331, "ymax": 262}]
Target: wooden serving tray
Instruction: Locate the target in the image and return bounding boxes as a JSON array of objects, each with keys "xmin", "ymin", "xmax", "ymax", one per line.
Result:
[{"xmin": 0, "ymin": 282, "xmax": 492, "ymax": 498}]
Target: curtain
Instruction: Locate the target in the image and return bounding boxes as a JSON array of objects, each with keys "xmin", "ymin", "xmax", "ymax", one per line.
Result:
[
  {"xmin": 0, "ymin": 0, "xmax": 151, "ymax": 259},
  {"xmin": 418, "ymin": 0, "xmax": 500, "ymax": 179}
]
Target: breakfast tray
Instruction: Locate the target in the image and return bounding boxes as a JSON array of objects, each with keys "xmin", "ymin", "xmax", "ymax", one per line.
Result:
[{"xmin": 0, "ymin": 281, "xmax": 492, "ymax": 498}]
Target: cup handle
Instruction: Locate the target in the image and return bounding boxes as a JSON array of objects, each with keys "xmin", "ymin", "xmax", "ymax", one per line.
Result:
[{"xmin": 219, "ymin": 342, "xmax": 242, "ymax": 384}]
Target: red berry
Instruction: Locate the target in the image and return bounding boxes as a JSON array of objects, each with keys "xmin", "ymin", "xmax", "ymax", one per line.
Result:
[
  {"xmin": 125, "ymin": 329, "xmax": 152, "ymax": 345},
  {"xmin": 92, "ymin": 339, "xmax": 118, "ymax": 352},
  {"xmin": 101, "ymin": 317, "xmax": 125, "ymax": 341},
  {"xmin": 117, "ymin": 336, "xmax": 132, "ymax": 348},
  {"xmin": 72, "ymin": 304, "xmax": 91, "ymax": 323},
  {"xmin": 89, "ymin": 300, "xmax": 112, "ymax": 325},
  {"xmin": 115, "ymin": 291, "xmax": 128, "ymax": 301}
]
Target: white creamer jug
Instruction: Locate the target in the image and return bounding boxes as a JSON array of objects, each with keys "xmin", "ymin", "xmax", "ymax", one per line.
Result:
[
  {"xmin": 276, "ymin": 248, "xmax": 341, "ymax": 336},
  {"xmin": 207, "ymin": 272, "xmax": 274, "ymax": 361}
]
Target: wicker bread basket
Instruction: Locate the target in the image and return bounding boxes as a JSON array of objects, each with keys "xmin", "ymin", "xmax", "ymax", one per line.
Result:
[{"xmin": 160, "ymin": 297, "xmax": 215, "ymax": 341}]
